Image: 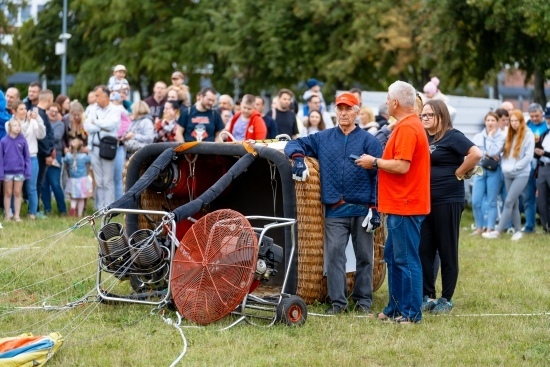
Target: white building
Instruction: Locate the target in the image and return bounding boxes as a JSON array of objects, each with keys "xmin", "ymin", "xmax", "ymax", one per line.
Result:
[{"xmin": 1, "ymin": 0, "xmax": 49, "ymax": 46}]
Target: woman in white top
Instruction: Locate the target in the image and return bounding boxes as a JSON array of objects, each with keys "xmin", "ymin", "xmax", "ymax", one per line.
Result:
[
  {"xmin": 483, "ymin": 110, "xmax": 535, "ymax": 240},
  {"xmin": 300, "ymin": 110, "xmax": 325, "ymax": 137},
  {"xmin": 10, "ymin": 101, "xmax": 45, "ymax": 219}
]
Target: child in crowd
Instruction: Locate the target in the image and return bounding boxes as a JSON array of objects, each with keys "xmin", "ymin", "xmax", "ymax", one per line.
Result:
[
  {"xmin": 63, "ymin": 138, "xmax": 92, "ymax": 217},
  {"xmin": 0, "ymin": 120, "xmax": 31, "ymax": 222},
  {"xmin": 108, "ymin": 64, "xmax": 130, "ymax": 92}
]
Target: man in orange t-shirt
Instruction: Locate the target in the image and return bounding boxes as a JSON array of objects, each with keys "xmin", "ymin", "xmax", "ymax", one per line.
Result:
[{"xmin": 358, "ymin": 80, "xmax": 430, "ymax": 324}]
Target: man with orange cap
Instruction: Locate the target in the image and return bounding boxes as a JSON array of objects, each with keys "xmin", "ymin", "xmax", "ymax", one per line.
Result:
[{"xmin": 284, "ymin": 92, "xmax": 382, "ymax": 315}]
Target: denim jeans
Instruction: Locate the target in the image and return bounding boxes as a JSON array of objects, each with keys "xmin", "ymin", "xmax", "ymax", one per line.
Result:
[
  {"xmin": 114, "ymin": 145, "xmax": 126, "ymax": 201},
  {"xmin": 383, "ymin": 214, "xmax": 425, "ymax": 322},
  {"xmin": 472, "ymin": 167, "xmax": 502, "ymax": 230},
  {"xmin": 41, "ymin": 156, "xmax": 67, "ymax": 214},
  {"xmin": 521, "ymin": 165, "xmax": 537, "ymax": 232},
  {"xmin": 25, "ymin": 156, "xmax": 39, "ymax": 215},
  {"xmin": 324, "ymin": 216, "xmax": 374, "ymax": 309}
]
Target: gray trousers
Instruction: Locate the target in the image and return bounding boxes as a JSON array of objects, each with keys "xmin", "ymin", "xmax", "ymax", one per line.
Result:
[
  {"xmin": 91, "ymin": 146, "xmax": 115, "ymax": 209},
  {"xmin": 324, "ymin": 216, "xmax": 374, "ymax": 309},
  {"xmin": 497, "ymin": 176, "xmax": 530, "ymax": 233},
  {"xmin": 536, "ymin": 165, "xmax": 550, "ymax": 232}
]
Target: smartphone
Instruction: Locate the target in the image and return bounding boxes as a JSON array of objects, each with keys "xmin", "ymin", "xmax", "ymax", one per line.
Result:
[
  {"xmin": 32, "ymin": 107, "xmax": 38, "ymax": 113},
  {"xmin": 349, "ymin": 154, "xmax": 360, "ymax": 160}
]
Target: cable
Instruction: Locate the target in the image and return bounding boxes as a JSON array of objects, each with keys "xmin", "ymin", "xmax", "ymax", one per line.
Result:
[{"xmin": 162, "ymin": 311, "xmax": 187, "ymax": 367}]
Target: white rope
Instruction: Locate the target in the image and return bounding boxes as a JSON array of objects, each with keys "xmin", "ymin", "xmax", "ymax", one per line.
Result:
[{"xmin": 162, "ymin": 311, "xmax": 187, "ymax": 367}]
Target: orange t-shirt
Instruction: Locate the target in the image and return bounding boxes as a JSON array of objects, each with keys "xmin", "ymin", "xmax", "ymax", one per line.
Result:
[{"xmin": 378, "ymin": 114, "xmax": 431, "ymax": 215}]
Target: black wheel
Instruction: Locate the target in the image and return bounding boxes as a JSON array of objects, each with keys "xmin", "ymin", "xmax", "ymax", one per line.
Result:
[{"xmin": 276, "ymin": 295, "xmax": 307, "ymax": 326}]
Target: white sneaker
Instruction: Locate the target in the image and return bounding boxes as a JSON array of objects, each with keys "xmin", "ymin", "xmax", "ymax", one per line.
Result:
[
  {"xmin": 511, "ymin": 231, "xmax": 523, "ymax": 241},
  {"xmin": 506, "ymin": 227, "xmax": 515, "ymax": 234},
  {"xmin": 482, "ymin": 231, "xmax": 500, "ymax": 239}
]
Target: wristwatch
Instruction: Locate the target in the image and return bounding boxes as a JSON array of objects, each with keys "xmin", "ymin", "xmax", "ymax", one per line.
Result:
[{"xmin": 372, "ymin": 158, "xmax": 378, "ymax": 169}]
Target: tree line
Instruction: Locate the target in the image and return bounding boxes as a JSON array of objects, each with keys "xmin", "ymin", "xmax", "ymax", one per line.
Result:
[{"xmin": 2, "ymin": 0, "xmax": 549, "ymax": 104}]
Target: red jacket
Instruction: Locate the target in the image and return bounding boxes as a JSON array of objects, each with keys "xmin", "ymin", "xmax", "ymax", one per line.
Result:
[{"xmin": 227, "ymin": 110, "xmax": 267, "ymax": 141}]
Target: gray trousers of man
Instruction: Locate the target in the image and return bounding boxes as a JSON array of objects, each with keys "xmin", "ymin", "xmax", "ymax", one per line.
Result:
[
  {"xmin": 536, "ymin": 165, "xmax": 550, "ymax": 232},
  {"xmin": 90, "ymin": 146, "xmax": 115, "ymax": 209},
  {"xmin": 324, "ymin": 216, "xmax": 374, "ymax": 309}
]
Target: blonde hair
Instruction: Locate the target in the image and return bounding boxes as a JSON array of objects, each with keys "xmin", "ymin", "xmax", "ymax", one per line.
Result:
[
  {"xmin": 69, "ymin": 138, "xmax": 84, "ymax": 171},
  {"xmin": 166, "ymin": 85, "xmax": 189, "ymax": 106},
  {"xmin": 360, "ymin": 106, "xmax": 374, "ymax": 124},
  {"xmin": 131, "ymin": 101, "xmax": 151, "ymax": 119},
  {"xmin": 7, "ymin": 119, "xmax": 21, "ymax": 135}
]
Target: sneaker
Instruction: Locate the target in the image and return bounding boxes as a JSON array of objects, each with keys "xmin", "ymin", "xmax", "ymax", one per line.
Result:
[
  {"xmin": 325, "ymin": 304, "xmax": 347, "ymax": 315},
  {"xmin": 421, "ymin": 296, "xmax": 438, "ymax": 312},
  {"xmin": 377, "ymin": 312, "xmax": 397, "ymax": 322},
  {"xmin": 353, "ymin": 304, "xmax": 373, "ymax": 316},
  {"xmin": 511, "ymin": 231, "xmax": 523, "ymax": 241},
  {"xmin": 35, "ymin": 212, "xmax": 48, "ymax": 220},
  {"xmin": 506, "ymin": 227, "xmax": 515, "ymax": 234},
  {"xmin": 482, "ymin": 231, "xmax": 500, "ymax": 239},
  {"xmin": 431, "ymin": 298, "xmax": 453, "ymax": 315},
  {"xmin": 394, "ymin": 316, "xmax": 420, "ymax": 324}
]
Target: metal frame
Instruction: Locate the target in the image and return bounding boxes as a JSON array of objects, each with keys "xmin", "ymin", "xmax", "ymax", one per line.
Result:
[
  {"xmin": 96, "ymin": 208, "xmax": 176, "ymax": 306},
  {"xmin": 221, "ymin": 216, "xmax": 299, "ymax": 329}
]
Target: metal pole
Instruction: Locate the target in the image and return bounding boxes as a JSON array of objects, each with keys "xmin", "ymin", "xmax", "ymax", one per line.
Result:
[{"xmin": 61, "ymin": 0, "xmax": 68, "ymax": 95}]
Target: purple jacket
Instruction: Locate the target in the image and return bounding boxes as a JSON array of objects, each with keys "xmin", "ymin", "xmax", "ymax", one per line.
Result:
[{"xmin": 0, "ymin": 134, "xmax": 31, "ymax": 180}]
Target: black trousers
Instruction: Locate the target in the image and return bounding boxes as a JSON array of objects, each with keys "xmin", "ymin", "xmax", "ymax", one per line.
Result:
[
  {"xmin": 37, "ymin": 155, "xmax": 48, "ymax": 209},
  {"xmin": 419, "ymin": 202, "xmax": 465, "ymax": 301}
]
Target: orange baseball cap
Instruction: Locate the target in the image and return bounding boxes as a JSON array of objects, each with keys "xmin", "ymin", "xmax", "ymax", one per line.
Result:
[{"xmin": 335, "ymin": 92, "xmax": 359, "ymax": 107}]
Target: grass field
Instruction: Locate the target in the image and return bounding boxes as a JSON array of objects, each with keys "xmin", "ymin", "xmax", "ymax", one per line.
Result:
[{"xmin": 0, "ymin": 209, "xmax": 548, "ymax": 367}]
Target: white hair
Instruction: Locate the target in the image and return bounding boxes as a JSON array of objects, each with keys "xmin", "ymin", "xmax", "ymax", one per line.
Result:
[{"xmin": 388, "ymin": 81, "xmax": 416, "ymax": 107}]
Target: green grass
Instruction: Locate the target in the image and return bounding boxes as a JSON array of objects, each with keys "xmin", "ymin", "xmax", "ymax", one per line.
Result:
[{"xmin": 0, "ymin": 209, "xmax": 549, "ymax": 367}]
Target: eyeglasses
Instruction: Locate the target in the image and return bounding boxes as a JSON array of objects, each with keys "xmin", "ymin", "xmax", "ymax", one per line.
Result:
[{"xmin": 420, "ymin": 113, "xmax": 435, "ymax": 120}]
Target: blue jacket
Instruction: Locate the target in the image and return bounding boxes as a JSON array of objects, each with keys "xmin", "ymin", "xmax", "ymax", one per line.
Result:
[{"xmin": 284, "ymin": 126, "xmax": 382, "ymax": 205}]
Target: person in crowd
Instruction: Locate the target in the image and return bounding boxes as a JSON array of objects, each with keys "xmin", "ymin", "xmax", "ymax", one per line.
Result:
[
  {"xmin": 303, "ymin": 78, "xmax": 327, "ymax": 112},
  {"xmin": 300, "ymin": 110, "xmax": 325, "ymax": 137},
  {"xmin": 166, "ymin": 85, "xmax": 189, "ymax": 107},
  {"xmin": 55, "ymin": 95, "xmax": 71, "ymax": 117},
  {"xmin": 500, "ymin": 101, "xmax": 514, "ymax": 114},
  {"xmin": 285, "ymin": 92, "xmax": 382, "ymax": 315},
  {"xmin": 359, "ymin": 106, "xmax": 379, "ymax": 134},
  {"xmin": 63, "ymin": 138, "xmax": 92, "ymax": 217},
  {"xmin": 521, "ymin": 103, "xmax": 547, "ymax": 233},
  {"xmin": 360, "ymin": 81, "xmax": 431, "ymax": 324},
  {"xmin": 376, "ymin": 102, "xmax": 390, "ymax": 129},
  {"xmin": 495, "ymin": 108, "xmax": 510, "ymax": 132},
  {"xmin": 218, "ymin": 107, "xmax": 231, "ymax": 127},
  {"xmin": 35, "ymin": 90, "xmax": 55, "ymax": 218},
  {"xmin": 11, "ymin": 102, "xmax": 45, "ymax": 219},
  {"xmin": 24, "ymin": 82, "xmax": 41, "ymax": 111},
  {"xmin": 483, "ymin": 110, "xmax": 535, "ymax": 240},
  {"xmin": 0, "ymin": 91, "xmax": 12, "ymax": 140},
  {"xmin": 109, "ymin": 92, "xmax": 131, "ymax": 201},
  {"xmin": 84, "ymin": 85, "xmax": 120, "ymax": 209},
  {"xmin": 218, "ymin": 94, "xmax": 234, "ymax": 113},
  {"xmin": 41, "ymin": 103, "xmax": 67, "ymax": 215},
  {"xmin": 155, "ymin": 100, "xmax": 180, "ymax": 142},
  {"xmin": 233, "ymin": 98, "xmax": 241, "ymax": 115},
  {"xmin": 297, "ymin": 95, "xmax": 334, "ymax": 130},
  {"xmin": 268, "ymin": 89, "xmax": 299, "ymax": 139},
  {"xmin": 144, "ymin": 81, "xmax": 167, "ymax": 122},
  {"xmin": 418, "ymin": 100, "xmax": 481, "ymax": 315},
  {"xmin": 423, "ymin": 77, "xmax": 448, "ymax": 103},
  {"xmin": 65, "ymin": 102, "xmax": 89, "ymax": 149},
  {"xmin": 536, "ymin": 108, "xmax": 550, "ymax": 233},
  {"xmin": 85, "ymin": 90, "xmax": 97, "ymax": 117},
  {"xmin": 225, "ymin": 94, "xmax": 267, "ymax": 141},
  {"xmin": 112, "ymin": 85, "xmax": 132, "ymax": 112},
  {"xmin": 254, "ymin": 96, "xmax": 278, "ymax": 139},
  {"xmin": 175, "ymin": 87, "xmax": 224, "ymax": 143},
  {"xmin": 375, "ymin": 93, "xmax": 423, "ymax": 149},
  {"xmin": 170, "ymin": 71, "xmax": 190, "ymax": 104},
  {"xmin": 350, "ymin": 88, "xmax": 362, "ymax": 106},
  {"xmin": 108, "ymin": 64, "xmax": 129, "ymax": 92},
  {"xmin": 124, "ymin": 101, "xmax": 154, "ymax": 157},
  {"xmin": 4, "ymin": 88, "xmax": 20, "ymax": 116},
  {"xmin": 0, "ymin": 119, "xmax": 31, "ymax": 222},
  {"xmin": 471, "ymin": 112, "xmax": 505, "ymax": 235}
]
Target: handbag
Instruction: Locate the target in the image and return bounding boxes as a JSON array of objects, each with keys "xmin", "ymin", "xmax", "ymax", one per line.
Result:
[
  {"xmin": 95, "ymin": 133, "xmax": 118, "ymax": 160},
  {"xmin": 479, "ymin": 156, "xmax": 499, "ymax": 171}
]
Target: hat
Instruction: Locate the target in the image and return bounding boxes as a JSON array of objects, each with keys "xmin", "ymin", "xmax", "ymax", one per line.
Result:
[
  {"xmin": 545, "ymin": 107, "xmax": 550, "ymax": 118},
  {"xmin": 335, "ymin": 92, "xmax": 359, "ymax": 107},
  {"xmin": 114, "ymin": 64, "xmax": 126, "ymax": 72},
  {"xmin": 171, "ymin": 71, "xmax": 184, "ymax": 80},
  {"xmin": 306, "ymin": 78, "xmax": 324, "ymax": 89},
  {"xmin": 109, "ymin": 92, "xmax": 122, "ymax": 102}
]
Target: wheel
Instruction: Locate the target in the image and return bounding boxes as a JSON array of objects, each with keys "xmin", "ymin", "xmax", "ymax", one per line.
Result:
[{"xmin": 276, "ymin": 295, "xmax": 307, "ymax": 326}]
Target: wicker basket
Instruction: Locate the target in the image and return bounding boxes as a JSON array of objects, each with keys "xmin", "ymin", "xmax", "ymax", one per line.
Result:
[{"xmin": 294, "ymin": 157, "xmax": 386, "ymax": 304}]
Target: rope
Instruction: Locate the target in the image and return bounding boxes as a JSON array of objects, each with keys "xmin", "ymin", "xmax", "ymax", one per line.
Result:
[{"xmin": 162, "ymin": 311, "xmax": 188, "ymax": 367}]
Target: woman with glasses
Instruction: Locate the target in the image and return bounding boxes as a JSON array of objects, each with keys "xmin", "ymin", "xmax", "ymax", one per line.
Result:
[
  {"xmin": 42, "ymin": 103, "xmax": 67, "ymax": 215},
  {"xmin": 482, "ymin": 110, "xmax": 534, "ymax": 240},
  {"xmin": 471, "ymin": 112, "xmax": 506, "ymax": 235},
  {"xmin": 419, "ymin": 100, "xmax": 481, "ymax": 314}
]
